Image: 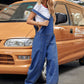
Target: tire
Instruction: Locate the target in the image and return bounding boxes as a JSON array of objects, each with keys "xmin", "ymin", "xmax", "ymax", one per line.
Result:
[
  {"xmin": 36, "ymin": 59, "xmax": 47, "ymax": 83},
  {"xmin": 42, "ymin": 58, "xmax": 47, "ymax": 80},
  {"xmin": 79, "ymin": 57, "xmax": 84, "ymax": 65}
]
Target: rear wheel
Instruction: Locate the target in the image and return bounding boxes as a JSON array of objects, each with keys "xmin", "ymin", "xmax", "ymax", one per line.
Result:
[{"xmin": 79, "ymin": 57, "xmax": 84, "ymax": 65}]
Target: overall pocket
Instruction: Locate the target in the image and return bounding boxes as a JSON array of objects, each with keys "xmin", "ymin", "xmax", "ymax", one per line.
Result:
[
  {"xmin": 37, "ymin": 26, "xmax": 43, "ymax": 34},
  {"xmin": 32, "ymin": 35, "xmax": 41, "ymax": 51}
]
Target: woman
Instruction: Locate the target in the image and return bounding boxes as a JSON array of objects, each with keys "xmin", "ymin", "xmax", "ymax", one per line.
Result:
[{"xmin": 24, "ymin": 0, "xmax": 59, "ymax": 84}]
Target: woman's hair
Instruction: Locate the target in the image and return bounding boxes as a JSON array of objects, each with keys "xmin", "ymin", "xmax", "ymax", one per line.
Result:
[{"xmin": 37, "ymin": 0, "xmax": 56, "ymax": 25}]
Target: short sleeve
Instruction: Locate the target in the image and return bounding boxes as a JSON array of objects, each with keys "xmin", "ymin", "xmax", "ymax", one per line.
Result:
[
  {"xmin": 32, "ymin": 3, "xmax": 50, "ymax": 20},
  {"xmin": 32, "ymin": 3, "xmax": 41, "ymax": 12}
]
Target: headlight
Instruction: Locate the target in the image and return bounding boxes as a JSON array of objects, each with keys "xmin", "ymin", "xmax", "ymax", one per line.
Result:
[{"xmin": 4, "ymin": 38, "xmax": 33, "ymax": 47}]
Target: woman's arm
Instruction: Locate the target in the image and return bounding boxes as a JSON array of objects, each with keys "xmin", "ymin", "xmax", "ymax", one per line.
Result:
[{"xmin": 26, "ymin": 12, "xmax": 49, "ymax": 26}]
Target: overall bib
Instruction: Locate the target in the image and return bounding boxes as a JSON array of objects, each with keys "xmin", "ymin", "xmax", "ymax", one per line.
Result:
[{"xmin": 25, "ymin": 5, "xmax": 59, "ymax": 84}]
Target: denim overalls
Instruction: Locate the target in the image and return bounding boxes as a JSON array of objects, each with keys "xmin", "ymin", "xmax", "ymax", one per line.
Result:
[{"xmin": 25, "ymin": 5, "xmax": 59, "ymax": 84}]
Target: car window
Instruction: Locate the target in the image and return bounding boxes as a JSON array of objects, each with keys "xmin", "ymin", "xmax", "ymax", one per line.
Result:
[
  {"xmin": 69, "ymin": 6, "xmax": 83, "ymax": 26},
  {"xmin": 55, "ymin": 3, "xmax": 69, "ymax": 25},
  {"xmin": 0, "ymin": 2, "xmax": 36, "ymax": 22},
  {"xmin": 0, "ymin": 4, "xmax": 20, "ymax": 21}
]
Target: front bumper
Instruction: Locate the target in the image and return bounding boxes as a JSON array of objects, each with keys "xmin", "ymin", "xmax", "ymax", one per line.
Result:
[
  {"xmin": 0, "ymin": 48, "xmax": 32, "ymax": 75},
  {"xmin": 0, "ymin": 64, "xmax": 30, "ymax": 75}
]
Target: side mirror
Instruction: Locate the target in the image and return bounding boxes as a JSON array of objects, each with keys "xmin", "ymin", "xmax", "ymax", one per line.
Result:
[{"xmin": 55, "ymin": 13, "xmax": 67, "ymax": 25}]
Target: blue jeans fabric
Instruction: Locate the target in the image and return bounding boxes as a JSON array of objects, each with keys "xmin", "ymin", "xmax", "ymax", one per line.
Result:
[
  {"xmin": 25, "ymin": 16, "xmax": 59, "ymax": 84},
  {"xmin": 25, "ymin": 29, "xmax": 59, "ymax": 84}
]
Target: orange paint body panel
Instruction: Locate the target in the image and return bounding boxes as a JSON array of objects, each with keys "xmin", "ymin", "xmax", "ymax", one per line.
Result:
[{"xmin": 0, "ymin": 0, "xmax": 84, "ymax": 74}]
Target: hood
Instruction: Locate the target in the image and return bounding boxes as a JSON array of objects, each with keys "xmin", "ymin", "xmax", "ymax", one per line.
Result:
[{"xmin": 0, "ymin": 22, "xmax": 35, "ymax": 39}]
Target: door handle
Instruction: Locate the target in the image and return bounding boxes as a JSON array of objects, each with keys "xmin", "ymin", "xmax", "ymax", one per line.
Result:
[{"xmin": 70, "ymin": 29, "xmax": 73, "ymax": 34}]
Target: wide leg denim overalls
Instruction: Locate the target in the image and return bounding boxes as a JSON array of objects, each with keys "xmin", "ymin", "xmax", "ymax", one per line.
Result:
[{"xmin": 25, "ymin": 8, "xmax": 59, "ymax": 84}]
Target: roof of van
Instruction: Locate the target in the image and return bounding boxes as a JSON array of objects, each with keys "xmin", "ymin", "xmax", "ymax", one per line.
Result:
[{"xmin": 12, "ymin": 0, "xmax": 83, "ymax": 9}]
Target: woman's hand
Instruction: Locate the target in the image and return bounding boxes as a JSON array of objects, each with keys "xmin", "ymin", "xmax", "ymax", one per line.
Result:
[
  {"xmin": 37, "ymin": 20, "xmax": 49, "ymax": 32},
  {"xmin": 37, "ymin": 20, "xmax": 49, "ymax": 26},
  {"xmin": 42, "ymin": 20, "xmax": 49, "ymax": 26}
]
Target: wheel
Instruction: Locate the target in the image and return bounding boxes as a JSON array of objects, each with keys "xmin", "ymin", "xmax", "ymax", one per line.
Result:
[
  {"xmin": 36, "ymin": 59, "xmax": 47, "ymax": 83},
  {"xmin": 79, "ymin": 57, "xmax": 84, "ymax": 65},
  {"xmin": 42, "ymin": 58, "xmax": 47, "ymax": 80}
]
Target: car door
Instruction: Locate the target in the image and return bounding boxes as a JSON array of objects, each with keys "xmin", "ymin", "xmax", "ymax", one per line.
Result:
[
  {"xmin": 54, "ymin": 2, "xmax": 76, "ymax": 65},
  {"xmin": 68, "ymin": 4, "xmax": 84, "ymax": 39},
  {"xmin": 68, "ymin": 4, "xmax": 84, "ymax": 60}
]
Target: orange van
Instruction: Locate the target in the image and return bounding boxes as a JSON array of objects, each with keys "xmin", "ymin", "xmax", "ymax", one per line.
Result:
[{"xmin": 0, "ymin": 0, "xmax": 84, "ymax": 78}]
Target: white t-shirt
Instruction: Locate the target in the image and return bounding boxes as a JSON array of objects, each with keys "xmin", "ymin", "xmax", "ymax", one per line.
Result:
[{"xmin": 32, "ymin": 3, "xmax": 50, "ymax": 22}]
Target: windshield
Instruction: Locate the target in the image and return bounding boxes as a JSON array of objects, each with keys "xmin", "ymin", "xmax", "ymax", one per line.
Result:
[{"xmin": 0, "ymin": 2, "xmax": 36, "ymax": 22}]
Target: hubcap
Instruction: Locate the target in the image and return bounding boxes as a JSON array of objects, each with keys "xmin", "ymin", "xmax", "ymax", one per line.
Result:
[{"xmin": 42, "ymin": 59, "xmax": 47, "ymax": 79}]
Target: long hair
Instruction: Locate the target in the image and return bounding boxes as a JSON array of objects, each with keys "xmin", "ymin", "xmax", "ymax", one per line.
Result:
[{"xmin": 37, "ymin": 0, "xmax": 56, "ymax": 26}]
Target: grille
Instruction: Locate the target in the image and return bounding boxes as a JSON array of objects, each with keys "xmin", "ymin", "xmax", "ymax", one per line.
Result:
[{"xmin": 0, "ymin": 54, "xmax": 14, "ymax": 65}]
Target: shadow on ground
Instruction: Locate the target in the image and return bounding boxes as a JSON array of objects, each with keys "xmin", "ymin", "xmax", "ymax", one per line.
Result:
[{"xmin": 0, "ymin": 60, "xmax": 83, "ymax": 84}]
